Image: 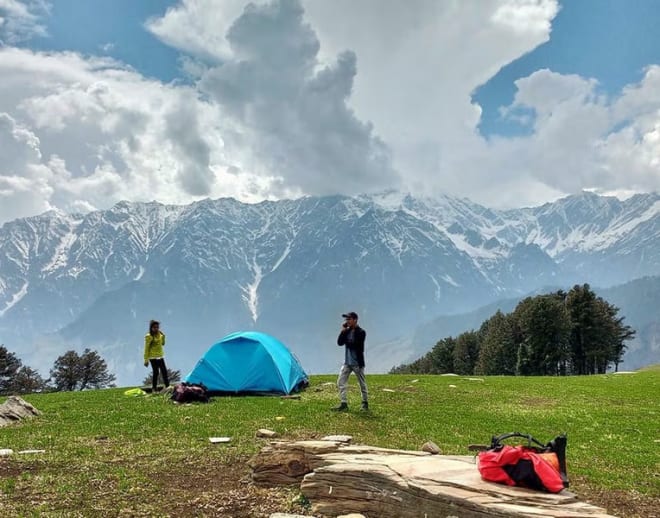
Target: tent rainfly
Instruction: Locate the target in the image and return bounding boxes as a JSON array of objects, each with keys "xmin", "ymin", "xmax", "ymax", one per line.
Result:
[{"xmin": 184, "ymin": 331, "xmax": 308, "ymax": 394}]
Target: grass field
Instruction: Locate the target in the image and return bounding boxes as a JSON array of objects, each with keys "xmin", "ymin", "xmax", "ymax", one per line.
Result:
[{"xmin": 1, "ymin": 368, "xmax": 658, "ymax": 517}]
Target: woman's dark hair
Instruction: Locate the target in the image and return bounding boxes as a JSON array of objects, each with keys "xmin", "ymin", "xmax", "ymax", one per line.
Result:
[{"xmin": 149, "ymin": 320, "xmax": 160, "ymax": 334}]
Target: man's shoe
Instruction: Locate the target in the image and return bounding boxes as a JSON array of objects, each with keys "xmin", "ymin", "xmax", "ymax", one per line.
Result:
[
  {"xmin": 360, "ymin": 402, "xmax": 369, "ymax": 411},
  {"xmin": 331, "ymin": 402, "xmax": 349, "ymax": 412}
]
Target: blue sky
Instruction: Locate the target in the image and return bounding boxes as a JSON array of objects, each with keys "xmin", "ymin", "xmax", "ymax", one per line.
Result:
[
  {"xmin": 29, "ymin": 0, "xmax": 182, "ymax": 81},
  {"xmin": 0, "ymin": 0, "xmax": 658, "ymax": 221},
  {"xmin": 475, "ymin": 0, "xmax": 660, "ymax": 137},
  {"xmin": 26, "ymin": 0, "xmax": 660, "ymax": 138}
]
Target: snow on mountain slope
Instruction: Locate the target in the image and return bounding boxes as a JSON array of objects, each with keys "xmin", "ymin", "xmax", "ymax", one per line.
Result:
[
  {"xmin": 367, "ymin": 190, "xmax": 660, "ymax": 286},
  {"xmin": 0, "ymin": 191, "xmax": 658, "ymax": 384}
]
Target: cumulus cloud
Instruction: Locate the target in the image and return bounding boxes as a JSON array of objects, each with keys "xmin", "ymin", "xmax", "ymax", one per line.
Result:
[
  {"xmin": 489, "ymin": 67, "xmax": 660, "ymax": 198},
  {"xmin": 0, "ymin": 109, "xmax": 131, "ymax": 222},
  {"xmin": 145, "ymin": 0, "xmax": 248, "ymax": 61},
  {"xmin": 491, "ymin": 0, "xmax": 559, "ymax": 35},
  {"xmin": 0, "ymin": 112, "xmax": 54, "ymax": 221},
  {"xmin": 0, "ymin": 47, "xmax": 273, "ymax": 224},
  {"xmin": 0, "ymin": 0, "xmax": 658, "ymax": 224},
  {"xmin": 164, "ymin": 95, "xmax": 214, "ymax": 196},
  {"xmin": 198, "ymin": 0, "xmax": 398, "ymax": 194},
  {"xmin": 300, "ymin": 0, "xmax": 560, "ymax": 184},
  {"xmin": 0, "ymin": 0, "xmax": 49, "ymax": 43}
]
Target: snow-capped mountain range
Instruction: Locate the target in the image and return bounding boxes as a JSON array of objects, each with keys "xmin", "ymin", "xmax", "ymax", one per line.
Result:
[{"xmin": 1, "ymin": 191, "xmax": 658, "ymax": 385}]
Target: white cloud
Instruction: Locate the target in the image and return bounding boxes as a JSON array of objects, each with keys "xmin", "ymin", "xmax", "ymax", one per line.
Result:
[
  {"xmin": 489, "ymin": 67, "xmax": 660, "ymax": 198},
  {"xmin": 197, "ymin": 0, "xmax": 399, "ymax": 194},
  {"xmin": 144, "ymin": 0, "xmax": 565, "ymax": 202},
  {"xmin": 301, "ymin": 0, "xmax": 560, "ymax": 183},
  {"xmin": 164, "ymin": 94, "xmax": 214, "ymax": 196},
  {"xmin": 0, "ymin": 0, "xmax": 49, "ymax": 43},
  {"xmin": 491, "ymin": 0, "xmax": 559, "ymax": 36},
  {"xmin": 0, "ymin": 112, "xmax": 54, "ymax": 221},
  {"xmin": 0, "ymin": 0, "xmax": 658, "ymax": 224},
  {"xmin": 0, "ymin": 47, "xmax": 286, "ymax": 224},
  {"xmin": 145, "ymin": 0, "xmax": 248, "ymax": 61}
]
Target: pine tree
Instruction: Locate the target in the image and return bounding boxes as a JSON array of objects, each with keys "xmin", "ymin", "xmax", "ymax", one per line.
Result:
[
  {"xmin": 0, "ymin": 345, "xmax": 22, "ymax": 395},
  {"xmin": 12, "ymin": 366, "xmax": 47, "ymax": 394},
  {"xmin": 50, "ymin": 351, "xmax": 81, "ymax": 391},
  {"xmin": 565, "ymin": 284, "xmax": 635, "ymax": 374},
  {"xmin": 79, "ymin": 349, "xmax": 116, "ymax": 390},
  {"xmin": 611, "ymin": 314, "xmax": 635, "ymax": 372},
  {"xmin": 431, "ymin": 337, "xmax": 456, "ymax": 374},
  {"xmin": 475, "ymin": 311, "xmax": 517, "ymax": 375},
  {"xmin": 453, "ymin": 331, "xmax": 480, "ymax": 375},
  {"xmin": 50, "ymin": 349, "xmax": 116, "ymax": 391},
  {"xmin": 514, "ymin": 295, "xmax": 571, "ymax": 375}
]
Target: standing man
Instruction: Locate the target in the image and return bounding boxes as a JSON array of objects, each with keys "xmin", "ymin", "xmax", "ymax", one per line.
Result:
[{"xmin": 332, "ymin": 311, "xmax": 369, "ymax": 412}]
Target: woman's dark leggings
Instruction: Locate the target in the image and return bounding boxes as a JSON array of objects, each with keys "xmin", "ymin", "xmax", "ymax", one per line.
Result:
[{"xmin": 149, "ymin": 358, "xmax": 169, "ymax": 392}]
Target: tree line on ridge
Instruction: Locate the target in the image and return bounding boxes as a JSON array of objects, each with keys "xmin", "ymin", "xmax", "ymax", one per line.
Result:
[
  {"xmin": 391, "ymin": 284, "xmax": 635, "ymax": 376},
  {"xmin": 1, "ymin": 346, "xmax": 184, "ymax": 395},
  {"xmin": 0, "ymin": 347, "xmax": 116, "ymax": 395}
]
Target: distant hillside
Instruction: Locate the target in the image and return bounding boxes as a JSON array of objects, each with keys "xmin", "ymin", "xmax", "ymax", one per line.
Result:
[
  {"xmin": 599, "ymin": 277, "xmax": 660, "ymax": 370},
  {"xmin": 1, "ymin": 191, "xmax": 659, "ymax": 385}
]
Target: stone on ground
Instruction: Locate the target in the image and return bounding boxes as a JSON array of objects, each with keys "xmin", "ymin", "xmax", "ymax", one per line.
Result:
[
  {"xmin": 257, "ymin": 429, "xmax": 279, "ymax": 438},
  {"xmin": 251, "ymin": 440, "xmax": 617, "ymax": 518},
  {"xmin": 0, "ymin": 396, "xmax": 40, "ymax": 427},
  {"xmin": 421, "ymin": 441, "xmax": 441, "ymax": 454}
]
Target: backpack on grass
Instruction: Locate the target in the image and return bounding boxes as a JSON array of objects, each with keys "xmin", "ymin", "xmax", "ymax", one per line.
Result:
[
  {"xmin": 170, "ymin": 382, "xmax": 209, "ymax": 403},
  {"xmin": 477, "ymin": 432, "xmax": 568, "ymax": 493}
]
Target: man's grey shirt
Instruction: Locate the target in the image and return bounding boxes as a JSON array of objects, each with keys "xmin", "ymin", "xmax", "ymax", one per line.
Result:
[{"xmin": 344, "ymin": 328, "xmax": 360, "ymax": 366}]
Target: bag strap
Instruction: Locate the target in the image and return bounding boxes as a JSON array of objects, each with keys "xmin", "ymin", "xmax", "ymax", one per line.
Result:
[{"xmin": 490, "ymin": 432, "xmax": 546, "ymax": 450}]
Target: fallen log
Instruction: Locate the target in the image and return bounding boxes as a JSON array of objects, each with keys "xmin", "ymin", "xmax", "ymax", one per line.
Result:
[{"xmin": 250, "ymin": 440, "xmax": 617, "ymax": 518}]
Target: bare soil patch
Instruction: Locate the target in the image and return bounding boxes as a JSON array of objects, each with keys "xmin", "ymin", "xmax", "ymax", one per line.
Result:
[
  {"xmin": 1, "ymin": 453, "xmax": 656, "ymax": 517},
  {"xmin": 147, "ymin": 455, "xmax": 308, "ymax": 518}
]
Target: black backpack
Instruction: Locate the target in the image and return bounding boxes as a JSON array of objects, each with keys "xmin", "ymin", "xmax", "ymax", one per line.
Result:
[{"xmin": 171, "ymin": 382, "xmax": 210, "ymax": 403}]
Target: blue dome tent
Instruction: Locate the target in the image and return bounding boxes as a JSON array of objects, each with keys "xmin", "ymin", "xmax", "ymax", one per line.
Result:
[{"xmin": 184, "ymin": 331, "xmax": 308, "ymax": 394}]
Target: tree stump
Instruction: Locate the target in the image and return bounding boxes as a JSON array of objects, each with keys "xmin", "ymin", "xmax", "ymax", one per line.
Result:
[
  {"xmin": 0, "ymin": 396, "xmax": 40, "ymax": 427},
  {"xmin": 249, "ymin": 440, "xmax": 617, "ymax": 517}
]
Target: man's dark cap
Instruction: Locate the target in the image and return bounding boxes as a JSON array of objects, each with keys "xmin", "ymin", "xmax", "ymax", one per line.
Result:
[{"xmin": 342, "ymin": 311, "xmax": 358, "ymax": 320}]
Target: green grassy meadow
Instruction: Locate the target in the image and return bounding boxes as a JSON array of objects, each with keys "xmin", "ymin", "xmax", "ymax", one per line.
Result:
[{"xmin": 1, "ymin": 368, "xmax": 658, "ymax": 517}]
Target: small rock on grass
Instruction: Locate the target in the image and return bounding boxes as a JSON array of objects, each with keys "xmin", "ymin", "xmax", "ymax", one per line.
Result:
[
  {"xmin": 209, "ymin": 437, "xmax": 231, "ymax": 444},
  {"xmin": 421, "ymin": 441, "xmax": 442, "ymax": 454},
  {"xmin": 256, "ymin": 429, "xmax": 279, "ymax": 438}
]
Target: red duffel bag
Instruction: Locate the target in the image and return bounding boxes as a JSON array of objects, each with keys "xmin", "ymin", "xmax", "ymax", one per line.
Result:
[{"xmin": 477, "ymin": 432, "xmax": 568, "ymax": 493}]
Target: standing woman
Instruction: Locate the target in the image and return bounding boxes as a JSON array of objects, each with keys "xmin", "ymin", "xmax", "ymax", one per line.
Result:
[{"xmin": 144, "ymin": 320, "xmax": 169, "ymax": 393}]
